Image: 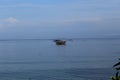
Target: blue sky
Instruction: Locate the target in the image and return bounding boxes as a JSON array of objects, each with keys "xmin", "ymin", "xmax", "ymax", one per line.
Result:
[{"xmin": 0, "ymin": 0, "xmax": 120, "ymax": 39}]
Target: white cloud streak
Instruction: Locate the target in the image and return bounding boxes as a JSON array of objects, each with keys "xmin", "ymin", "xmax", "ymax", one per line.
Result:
[
  {"xmin": 19, "ymin": 17, "xmax": 102, "ymax": 27},
  {"xmin": 0, "ymin": 17, "xmax": 18, "ymax": 28},
  {"xmin": 5, "ymin": 17, "xmax": 18, "ymax": 24}
]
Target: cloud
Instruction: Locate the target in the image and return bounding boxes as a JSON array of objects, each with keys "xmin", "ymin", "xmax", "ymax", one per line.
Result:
[
  {"xmin": 5, "ymin": 17, "xmax": 18, "ymax": 24},
  {"xmin": 19, "ymin": 17, "xmax": 102, "ymax": 27},
  {"xmin": 0, "ymin": 17, "xmax": 18, "ymax": 28},
  {"xmin": 62, "ymin": 17, "xmax": 102, "ymax": 23},
  {"xmin": 0, "ymin": 16, "xmax": 101, "ymax": 29}
]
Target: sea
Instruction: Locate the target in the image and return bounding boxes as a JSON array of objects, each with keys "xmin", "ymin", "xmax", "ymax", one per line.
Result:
[{"xmin": 0, "ymin": 38, "xmax": 119, "ymax": 80}]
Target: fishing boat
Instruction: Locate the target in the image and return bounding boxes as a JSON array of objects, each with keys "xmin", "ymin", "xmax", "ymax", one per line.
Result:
[{"xmin": 54, "ymin": 39, "xmax": 66, "ymax": 45}]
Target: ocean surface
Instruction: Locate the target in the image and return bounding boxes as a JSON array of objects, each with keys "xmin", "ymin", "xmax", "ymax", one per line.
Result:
[{"xmin": 0, "ymin": 38, "xmax": 119, "ymax": 80}]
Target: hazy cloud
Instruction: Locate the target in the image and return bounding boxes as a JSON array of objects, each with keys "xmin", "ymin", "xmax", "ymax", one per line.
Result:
[
  {"xmin": 0, "ymin": 17, "xmax": 18, "ymax": 28},
  {"xmin": 5, "ymin": 17, "xmax": 18, "ymax": 24},
  {"xmin": 18, "ymin": 17, "xmax": 102, "ymax": 27}
]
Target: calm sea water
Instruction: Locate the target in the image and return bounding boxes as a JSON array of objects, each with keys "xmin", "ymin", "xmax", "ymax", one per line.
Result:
[{"xmin": 0, "ymin": 38, "xmax": 119, "ymax": 80}]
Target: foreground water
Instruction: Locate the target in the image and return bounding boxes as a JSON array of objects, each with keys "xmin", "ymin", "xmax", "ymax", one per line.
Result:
[{"xmin": 0, "ymin": 38, "xmax": 119, "ymax": 80}]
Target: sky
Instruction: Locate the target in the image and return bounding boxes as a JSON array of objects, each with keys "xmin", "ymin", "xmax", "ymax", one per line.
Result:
[{"xmin": 0, "ymin": 0, "xmax": 120, "ymax": 39}]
